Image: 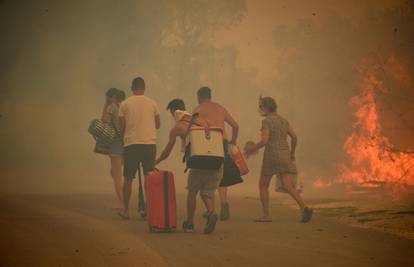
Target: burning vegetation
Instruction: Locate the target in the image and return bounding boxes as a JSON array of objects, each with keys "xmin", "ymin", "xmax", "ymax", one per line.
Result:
[{"xmin": 315, "ymin": 56, "xmax": 414, "ymax": 200}]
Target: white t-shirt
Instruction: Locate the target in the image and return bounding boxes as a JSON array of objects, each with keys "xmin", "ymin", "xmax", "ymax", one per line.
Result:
[{"xmin": 119, "ymin": 95, "xmax": 160, "ymax": 146}]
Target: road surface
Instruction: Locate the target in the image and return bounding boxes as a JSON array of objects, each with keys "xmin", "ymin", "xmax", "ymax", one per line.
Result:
[{"xmin": 1, "ymin": 193, "xmax": 413, "ymax": 267}]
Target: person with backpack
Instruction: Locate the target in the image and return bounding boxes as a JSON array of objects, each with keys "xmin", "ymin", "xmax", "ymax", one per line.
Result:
[
  {"xmin": 155, "ymin": 99, "xmax": 222, "ymax": 234},
  {"xmin": 193, "ymin": 87, "xmax": 242, "ymax": 221}
]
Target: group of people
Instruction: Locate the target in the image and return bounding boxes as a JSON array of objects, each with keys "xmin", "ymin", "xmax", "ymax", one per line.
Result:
[{"xmin": 97, "ymin": 76, "xmax": 313, "ymax": 234}]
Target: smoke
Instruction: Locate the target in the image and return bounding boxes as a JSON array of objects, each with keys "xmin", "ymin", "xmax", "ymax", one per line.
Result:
[{"xmin": 0, "ymin": 0, "xmax": 413, "ymax": 196}]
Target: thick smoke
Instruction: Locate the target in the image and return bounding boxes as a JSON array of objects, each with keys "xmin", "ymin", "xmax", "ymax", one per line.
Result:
[{"xmin": 0, "ymin": 0, "xmax": 413, "ymax": 195}]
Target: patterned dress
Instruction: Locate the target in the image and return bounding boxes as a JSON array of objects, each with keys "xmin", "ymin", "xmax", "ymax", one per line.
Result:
[{"xmin": 260, "ymin": 113, "xmax": 297, "ymax": 178}]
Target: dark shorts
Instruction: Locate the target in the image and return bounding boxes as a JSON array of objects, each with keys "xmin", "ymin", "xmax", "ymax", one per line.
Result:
[{"xmin": 123, "ymin": 144, "xmax": 156, "ymax": 179}]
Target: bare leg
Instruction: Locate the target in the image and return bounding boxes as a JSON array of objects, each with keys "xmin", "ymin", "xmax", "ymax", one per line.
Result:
[
  {"xmin": 200, "ymin": 194, "xmax": 215, "ymax": 214},
  {"xmin": 200, "ymin": 194, "xmax": 208, "ymax": 210},
  {"xmin": 186, "ymin": 191, "xmax": 198, "ymax": 224},
  {"xmin": 258, "ymin": 175, "xmax": 272, "ymax": 219},
  {"xmin": 110, "ymin": 156, "xmax": 123, "ymax": 209},
  {"xmin": 219, "ymin": 186, "xmax": 230, "ymax": 220},
  {"xmin": 199, "ymin": 192, "xmax": 213, "ymax": 219},
  {"xmin": 121, "ymin": 178, "xmax": 133, "ymax": 218},
  {"xmin": 281, "ymin": 174, "xmax": 305, "ymax": 210},
  {"xmin": 201, "ymin": 193, "xmax": 219, "ymax": 234},
  {"xmin": 218, "ymin": 187, "xmax": 227, "ymax": 204}
]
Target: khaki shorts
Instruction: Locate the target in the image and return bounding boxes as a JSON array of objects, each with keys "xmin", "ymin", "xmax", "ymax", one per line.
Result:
[{"xmin": 187, "ymin": 166, "xmax": 224, "ymax": 197}]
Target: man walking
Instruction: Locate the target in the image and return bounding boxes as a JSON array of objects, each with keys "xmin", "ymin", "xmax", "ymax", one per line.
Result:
[
  {"xmin": 193, "ymin": 87, "xmax": 241, "ymax": 221},
  {"xmin": 155, "ymin": 99, "xmax": 221, "ymax": 234},
  {"xmin": 118, "ymin": 77, "xmax": 160, "ymax": 219}
]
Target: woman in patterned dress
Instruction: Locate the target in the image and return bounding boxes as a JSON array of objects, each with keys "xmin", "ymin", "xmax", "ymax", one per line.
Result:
[{"xmin": 244, "ymin": 97, "xmax": 313, "ymax": 223}]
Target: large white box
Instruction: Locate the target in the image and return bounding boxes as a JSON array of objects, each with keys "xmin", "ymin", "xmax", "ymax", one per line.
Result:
[{"xmin": 186, "ymin": 127, "xmax": 224, "ymax": 170}]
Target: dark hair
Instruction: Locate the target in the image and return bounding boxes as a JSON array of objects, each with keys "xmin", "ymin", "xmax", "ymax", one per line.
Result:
[
  {"xmin": 116, "ymin": 90, "xmax": 126, "ymax": 102},
  {"xmin": 131, "ymin": 77, "xmax": 145, "ymax": 90},
  {"xmin": 105, "ymin": 88, "xmax": 118, "ymax": 98},
  {"xmin": 166, "ymin": 98, "xmax": 186, "ymax": 112},
  {"xmin": 197, "ymin": 86, "xmax": 211, "ymax": 99},
  {"xmin": 260, "ymin": 96, "xmax": 277, "ymax": 112}
]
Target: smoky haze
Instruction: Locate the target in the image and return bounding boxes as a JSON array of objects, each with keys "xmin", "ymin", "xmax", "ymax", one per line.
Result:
[{"xmin": 0, "ymin": 0, "xmax": 413, "ymax": 196}]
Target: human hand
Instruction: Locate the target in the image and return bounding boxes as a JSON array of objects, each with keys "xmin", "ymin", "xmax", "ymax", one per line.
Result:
[
  {"xmin": 243, "ymin": 141, "xmax": 256, "ymax": 159},
  {"xmin": 243, "ymin": 148, "xmax": 253, "ymax": 159}
]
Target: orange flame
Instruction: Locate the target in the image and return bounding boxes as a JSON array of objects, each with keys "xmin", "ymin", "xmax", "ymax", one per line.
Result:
[
  {"xmin": 337, "ymin": 56, "xmax": 414, "ymax": 198},
  {"xmin": 313, "ymin": 177, "xmax": 333, "ymax": 189}
]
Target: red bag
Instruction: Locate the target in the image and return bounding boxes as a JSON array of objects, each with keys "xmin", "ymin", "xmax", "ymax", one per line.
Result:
[
  {"xmin": 146, "ymin": 170, "xmax": 177, "ymax": 232},
  {"xmin": 231, "ymin": 145, "xmax": 249, "ymax": 176}
]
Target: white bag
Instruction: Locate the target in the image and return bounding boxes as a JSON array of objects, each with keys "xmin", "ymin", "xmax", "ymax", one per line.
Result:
[{"xmin": 185, "ymin": 126, "xmax": 224, "ymax": 170}]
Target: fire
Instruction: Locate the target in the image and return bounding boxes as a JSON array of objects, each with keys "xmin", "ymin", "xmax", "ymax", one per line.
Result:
[
  {"xmin": 313, "ymin": 177, "xmax": 332, "ymax": 189},
  {"xmin": 337, "ymin": 56, "xmax": 414, "ymax": 198}
]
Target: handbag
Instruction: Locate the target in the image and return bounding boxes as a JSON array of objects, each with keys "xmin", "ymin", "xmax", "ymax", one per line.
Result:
[
  {"xmin": 88, "ymin": 119, "xmax": 117, "ymax": 145},
  {"xmin": 220, "ymin": 142, "xmax": 243, "ymax": 187}
]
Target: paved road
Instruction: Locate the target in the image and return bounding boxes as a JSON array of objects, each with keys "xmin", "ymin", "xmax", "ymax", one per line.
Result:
[{"xmin": 1, "ymin": 194, "xmax": 413, "ymax": 267}]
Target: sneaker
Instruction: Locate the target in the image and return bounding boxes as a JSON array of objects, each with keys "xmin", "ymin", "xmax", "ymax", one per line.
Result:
[
  {"xmin": 202, "ymin": 211, "xmax": 209, "ymax": 219},
  {"xmin": 139, "ymin": 210, "xmax": 147, "ymax": 220},
  {"xmin": 182, "ymin": 221, "xmax": 194, "ymax": 233},
  {"xmin": 204, "ymin": 212, "xmax": 218, "ymax": 234},
  {"xmin": 117, "ymin": 211, "xmax": 130, "ymax": 220},
  {"xmin": 301, "ymin": 207, "xmax": 313, "ymax": 223},
  {"xmin": 220, "ymin": 202, "xmax": 230, "ymax": 221}
]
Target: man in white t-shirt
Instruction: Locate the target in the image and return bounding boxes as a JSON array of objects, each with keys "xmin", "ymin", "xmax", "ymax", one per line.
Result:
[{"xmin": 118, "ymin": 77, "xmax": 160, "ymax": 219}]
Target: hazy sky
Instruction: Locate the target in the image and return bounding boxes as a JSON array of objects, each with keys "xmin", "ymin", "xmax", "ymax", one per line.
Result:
[
  {"xmin": 0, "ymin": 0, "xmax": 412, "ymax": 194},
  {"xmin": 214, "ymin": 0, "xmax": 405, "ymax": 86}
]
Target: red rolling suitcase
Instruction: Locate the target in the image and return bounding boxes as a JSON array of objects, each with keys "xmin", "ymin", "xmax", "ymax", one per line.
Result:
[{"xmin": 146, "ymin": 170, "xmax": 177, "ymax": 232}]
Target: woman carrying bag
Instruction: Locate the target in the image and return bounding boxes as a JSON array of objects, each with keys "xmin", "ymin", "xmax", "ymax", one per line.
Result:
[
  {"xmin": 96, "ymin": 88, "xmax": 125, "ymax": 211},
  {"xmin": 244, "ymin": 96, "xmax": 313, "ymax": 223}
]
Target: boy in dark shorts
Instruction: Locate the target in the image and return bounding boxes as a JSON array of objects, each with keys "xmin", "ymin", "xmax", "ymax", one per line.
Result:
[{"xmin": 118, "ymin": 77, "xmax": 160, "ymax": 219}]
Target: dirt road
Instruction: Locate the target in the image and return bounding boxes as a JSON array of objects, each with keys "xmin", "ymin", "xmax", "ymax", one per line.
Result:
[{"xmin": 1, "ymin": 193, "xmax": 413, "ymax": 267}]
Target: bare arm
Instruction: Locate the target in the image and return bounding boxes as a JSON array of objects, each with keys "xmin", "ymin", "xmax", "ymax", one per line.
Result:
[
  {"xmin": 155, "ymin": 114, "xmax": 161, "ymax": 130},
  {"xmin": 118, "ymin": 116, "xmax": 126, "ymax": 134},
  {"xmin": 244, "ymin": 127, "xmax": 270, "ymax": 158},
  {"xmin": 101, "ymin": 101, "xmax": 111, "ymax": 123},
  {"xmin": 101, "ymin": 97, "xmax": 109, "ymax": 118},
  {"xmin": 155, "ymin": 128, "xmax": 178, "ymax": 165},
  {"xmin": 102, "ymin": 112, "xmax": 111, "ymax": 123},
  {"xmin": 287, "ymin": 123, "xmax": 297, "ymax": 161},
  {"xmin": 224, "ymin": 109, "xmax": 239, "ymax": 144}
]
